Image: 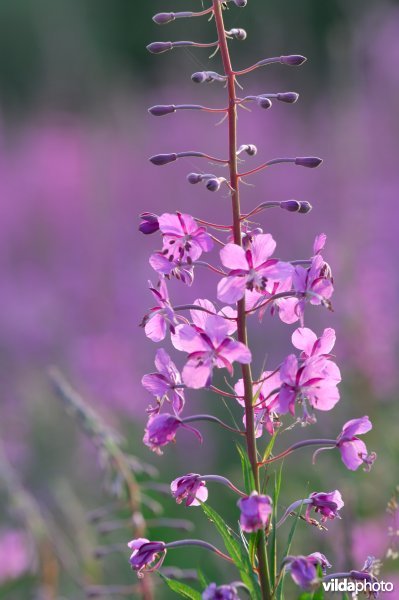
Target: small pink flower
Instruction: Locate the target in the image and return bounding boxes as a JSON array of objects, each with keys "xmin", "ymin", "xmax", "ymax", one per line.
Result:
[
  {"xmin": 306, "ymin": 490, "xmax": 344, "ymax": 523},
  {"xmin": 143, "ymin": 413, "xmax": 202, "ymax": 455},
  {"xmin": 291, "ymin": 327, "xmax": 336, "ymax": 359},
  {"xmin": 172, "ymin": 314, "xmax": 251, "ymax": 389},
  {"xmin": 336, "ymin": 416, "xmax": 376, "ymax": 471},
  {"xmin": 278, "ymin": 235, "xmax": 333, "ymax": 325},
  {"xmin": 234, "ymin": 370, "xmax": 281, "ymax": 437},
  {"xmin": 277, "ymin": 353, "xmax": 341, "ymax": 418},
  {"xmin": 217, "ymin": 234, "xmax": 293, "ymax": 304},
  {"xmin": 149, "ymin": 252, "xmax": 194, "ymax": 285},
  {"xmin": 141, "ymin": 279, "xmax": 177, "ymax": 342},
  {"xmin": 285, "ymin": 552, "xmax": 331, "ymax": 590},
  {"xmin": 238, "ymin": 491, "xmax": 272, "ymax": 532},
  {"xmin": 158, "ymin": 212, "xmax": 213, "ymax": 263},
  {"xmin": 142, "ymin": 348, "xmax": 185, "ymax": 415},
  {"xmin": 171, "ymin": 474, "xmax": 208, "ymax": 507},
  {"xmin": 128, "ymin": 538, "xmax": 166, "ymax": 577}
]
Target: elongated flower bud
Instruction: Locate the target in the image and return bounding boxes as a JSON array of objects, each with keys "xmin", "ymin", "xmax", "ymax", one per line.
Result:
[
  {"xmin": 277, "ymin": 92, "xmax": 299, "ymax": 103},
  {"xmin": 280, "ymin": 200, "xmax": 312, "ymax": 213},
  {"xmin": 152, "ymin": 13, "xmax": 175, "ymax": 25},
  {"xmin": 148, "ymin": 105, "xmax": 176, "ymax": 116},
  {"xmin": 147, "ymin": 41, "xmax": 173, "ymax": 54},
  {"xmin": 150, "ymin": 153, "xmax": 177, "ymax": 166},
  {"xmin": 295, "ymin": 156, "xmax": 323, "ymax": 168},
  {"xmin": 191, "ymin": 71, "xmax": 227, "ymax": 84},
  {"xmin": 280, "ymin": 54, "xmax": 307, "ymax": 66}
]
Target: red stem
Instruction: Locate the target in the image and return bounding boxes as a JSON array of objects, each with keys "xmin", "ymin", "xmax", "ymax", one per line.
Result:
[{"xmin": 212, "ymin": 3, "xmax": 271, "ymax": 598}]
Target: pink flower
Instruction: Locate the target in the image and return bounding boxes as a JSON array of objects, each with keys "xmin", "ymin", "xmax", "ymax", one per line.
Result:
[
  {"xmin": 142, "ymin": 279, "xmax": 177, "ymax": 342},
  {"xmin": 285, "ymin": 552, "xmax": 331, "ymax": 590},
  {"xmin": 189, "ymin": 299, "xmax": 237, "ymax": 336},
  {"xmin": 143, "ymin": 413, "xmax": 202, "ymax": 455},
  {"xmin": 0, "ymin": 530, "xmax": 34, "ymax": 583},
  {"xmin": 277, "ymin": 354, "xmax": 341, "ymax": 418},
  {"xmin": 171, "ymin": 474, "xmax": 208, "ymax": 506},
  {"xmin": 149, "ymin": 252, "xmax": 194, "ymax": 285},
  {"xmin": 202, "ymin": 583, "xmax": 240, "ymax": 599},
  {"xmin": 234, "ymin": 370, "xmax": 281, "ymax": 437},
  {"xmin": 217, "ymin": 234, "xmax": 293, "ymax": 304},
  {"xmin": 142, "ymin": 348, "xmax": 185, "ymax": 415},
  {"xmin": 237, "ymin": 492, "xmax": 272, "ymax": 532},
  {"xmin": 172, "ymin": 315, "xmax": 251, "ymax": 389},
  {"xmin": 278, "ymin": 235, "xmax": 333, "ymax": 325},
  {"xmin": 336, "ymin": 416, "xmax": 376, "ymax": 471},
  {"xmin": 158, "ymin": 212, "xmax": 213, "ymax": 263},
  {"xmin": 128, "ymin": 538, "xmax": 166, "ymax": 576},
  {"xmin": 306, "ymin": 490, "xmax": 344, "ymax": 523},
  {"xmin": 291, "ymin": 327, "xmax": 336, "ymax": 359}
]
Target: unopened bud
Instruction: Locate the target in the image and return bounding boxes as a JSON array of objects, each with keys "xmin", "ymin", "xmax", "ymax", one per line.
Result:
[
  {"xmin": 280, "ymin": 55, "xmax": 307, "ymax": 66},
  {"xmin": 147, "ymin": 41, "xmax": 173, "ymax": 54},
  {"xmin": 232, "ymin": 0, "xmax": 248, "ymax": 6},
  {"xmin": 258, "ymin": 97, "xmax": 272, "ymax": 109},
  {"xmin": 228, "ymin": 28, "xmax": 247, "ymax": 41},
  {"xmin": 280, "ymin": 200, "xmax": 312, "ymax": 214},
  {"xmin": 187, "ymin": 173, "xmax": 202, "ymax": 184},
  {"xmin": 206, "ymin": 178, "xmax": 221, "ymax": 192},
  {"xmin": 148, "ymin": 104, "xmax": 176, "ymax": 116},
  {"xmin": 150, "ymin": 153, "xmax": 177, "ymax": 166},
  {"xmin": 139, "ymin": 213, "xmax": 160, "ymax": 234},
  {"xmin": 237, "ymin": 144, "xmax": 257, "ymax": 157},
  {"xmin": 295, "ymin": 156, "xmax": 323, "ymax": 168},
  {"xmin": 191, "ymin": 71, "xmax": 226, "ymax": 84},
  {"xmin": 276, "ymin": 92, "xmax": 299, "ymax": 104},
  {"xmin": 153, "ymin": 12, "xmax": 175, "ymax": 25}
]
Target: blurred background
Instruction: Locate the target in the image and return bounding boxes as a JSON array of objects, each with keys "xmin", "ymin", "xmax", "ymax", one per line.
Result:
[{"xmin": 1, "ymin": 0, "xmax": 399, "ymax": 598}]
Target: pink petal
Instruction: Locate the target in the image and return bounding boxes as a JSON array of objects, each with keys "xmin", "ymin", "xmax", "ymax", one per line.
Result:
[
  {"xmin": 292, "ymin": 327, "xmax": 317, "ymax": 356},
  {"xmin": 219, "ymin": 243, "xmax": 248, "ymax": 270},
  {"xmin": 280, "ymin": 354, "xmax": 298, "ymax": 385},
  {"xmin": 172, "ymin": 325, "xmax": 209, "ymax": 353},
  {"xmin": 250, "ymin": 234, "xmax": 276, "ymax": 267},
  {"xmin": 189, "ymin": 484, "xmax": 209, "ymax": 506},
  {"xmin": 141, "ymin": 373, "xmax": 169, "ymax": 397},
  {"xmin": 278, "ymin": 298, "xmax": 301, "ymax": 324},
  {"xmin": 313, "ymin": 233, "xmax": 327, "ymax": 255},
  {"xmin": 217, "ymin": 275, "xmax": 247, "ymax": 304},
  {"xmin": 190, "ymin": 299, "xmax": 216, "ymax": 330},
  {"xmin": 340, "ymin": 439, "xmax": 368, "ymax": 471},
  {"xmin": 145, "ymin": 314, "xmax": 166, "ymax": 342},
  {"xmin": 221, "ymin": 339, "xmax": 252, "ymax": 364},
  {"xmin": 341, "ymin": 416, "xmax": 372, "ymax": 439},
  {"xmin": 316, "ymin": 328, "xmax": 336, "ymax": 355},
  {"xmin": 182, "ymin": 357, "xmax": 213, "ymax": 389}
]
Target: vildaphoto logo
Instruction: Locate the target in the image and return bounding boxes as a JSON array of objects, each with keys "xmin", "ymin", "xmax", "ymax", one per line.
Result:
[{"xmin": 322, "ymin": 578, "xmax": 394, "ymax": 594}]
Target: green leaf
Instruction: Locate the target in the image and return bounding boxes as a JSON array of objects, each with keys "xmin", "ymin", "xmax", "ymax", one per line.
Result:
[
  {"xmin": 159, "ymin": 575, "xmax": 202, "ymax": 599},
  {"xmin": 197, "ymin": 569, "xmax": 209, "ymax": 589},
  {"xmin": 236, "ymin": 443, "xmax": 255, "ymax": 493},
  {"xmin": 201, "ymin": 503, "xmax": 260, "ymax": 598},
  {"xmin": 297, "ymin": 594, "xmax": 313, "ymax": 600},
  {"xmin": 269, "ymin": 464, "xmax": 283, "ymax": 589},
  {"xmin": 262, "ymin": 431, "xmax": 278, "ymax": 463}
]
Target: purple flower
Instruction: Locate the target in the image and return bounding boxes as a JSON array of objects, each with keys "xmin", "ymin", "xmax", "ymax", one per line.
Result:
[
  {"xmin": 172, "ymin": 315, "xmax": 251, "ymax": 389},
  {"xmin": 143, "ymin": 413, "xmax": 202, "ymax": 455},
  {"xmin": 237, "ymin": 491, "xmax": 272, "ymax": 532},
  {"xmin": 141, "ymin": 279, "xmax": 177, "ymax": 342},
  {"xmin": 277, "ymin": 353, "xmax": 341, "ymax": 418},
  {"xmin": 291, "ymin": 327, "xmax": 336, "ymax": 359},
  {"xmin": 128, "ymin": 538, "xmax": 166, "ymax": 576},
  {"xmin": 202, "ymin": 583, "xmax": 240, "ymax": 599},
  {"xmin": 171, "ymin": 473, "xmax": 208, "ymax": 507},
  {"xmin": 336, "ymin": 416, "xmax": 376, "ymax": 471},
  {"xmin": 141, "ymin": 348, "xmax": 185, "ymax": 415},
  {"xmin": 139, "ymin": 212, "xmax": 159, "ymax": 234},
  {"xmin": 149, "ymin": 252, "xmax": 194, "ymax": 285},
  {"xmin": 158, "ymin": 212, "xmax": 213, "ymax": 263},
  {"xmin": 234, "ymin": 370, "xmax": 281, "ymax": 437},
  {"xmin": 278, "ymin": 235, "xmax": 333, "ymax": 325},
  {"xmin": 285, "ymin": 552, "xmax": 331, "ymax": 589},
  {"xmin": 217, "ymin": 234, "xmax": 293, "ymax": 304},
  {"xmin": 306, "ymin": 490, "xmax": 344, "ymax": 523}
]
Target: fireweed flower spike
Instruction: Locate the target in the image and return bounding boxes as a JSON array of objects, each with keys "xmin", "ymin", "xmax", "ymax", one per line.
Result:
[
  {"xmin": 139, "ymin": 1, "xmax": 376, "ymax": 596},
  {"xmin": 238, "ymin": 492, "xmax": 273, "ymax": 533}
]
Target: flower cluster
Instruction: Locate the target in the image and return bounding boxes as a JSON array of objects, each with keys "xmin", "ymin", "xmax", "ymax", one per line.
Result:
[{"xmin": 132, "ymin": 1, "xmax": 377, "ymax": 597}]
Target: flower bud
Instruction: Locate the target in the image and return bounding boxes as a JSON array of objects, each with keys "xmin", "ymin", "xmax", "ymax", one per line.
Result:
[
  {"xmin": 191, "ymin": 71, "xmax": 226, "ymax": 84},
  {"xmin": 206, "ymin": 178, "xmax": 221, "ymax": 192},
  {"xmin": 280, "ymin": 200, "xmax": 312, "ymax": 214},
  {"xmin": 150, "ymin": 153, "xmax": 177, "ymax": 166},
  {"xmin": 139, "ymin": 213, "xmax": 159, "ymax": 234},
  {"xmin": 295, "ymin": 156, "xmax": 323, "ymax": 168},
  {"xmin": 146, "ymin": 41, "xmax": 173, "ymax": 54},
  {"xmin": 280, "ymin": 54, "xmax": 307, "ymax": 66},
  {"xmin": 258, "ymin": 97, "xmax": 272, "ymax": 109},
  {"xmin": 232, "ymin": 0, "xmax": 248, "ymax": 6},
  {"xmin": 148, "ymin": 105, "xmax": 176, "ymax": 117},
  {"xmin": 276, "ymin": 92, "xmax": 299, "ymax": 103},
  {"xmin": 228, "ymin": 28, "xmax": 247, "ymax": 41},
  {"xmin": 152, "ymin": 12, "xmax": 175, "ymax": 25},
  {"xmin": 237, "ymin": 144, "xmax": 257, "ymax": 157},
  {"xmin": 187, "ymin": 172, "xmax": 202, "ymax": 184}
]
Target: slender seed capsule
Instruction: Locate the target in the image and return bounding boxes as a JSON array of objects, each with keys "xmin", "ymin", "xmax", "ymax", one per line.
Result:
[
  {"xmin": 148, "ymin": 105, "xmax": 176, "ymax": 116},
  {"xmin": 150, "ymin": 153, "xmax": 178, "ymax": 166},
  {"xmin": 276, "ymin": 92, "xmax": 299, "ymax": 103},
  {"xmin": 295, "ymin": 156, "xmax": 323, "ymax": 168},
  {"xmin": 147, "ymin": 42, "xmax": 174, "ymax": 54}
]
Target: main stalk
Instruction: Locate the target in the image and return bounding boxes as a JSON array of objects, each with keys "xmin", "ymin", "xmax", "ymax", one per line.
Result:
[{"xmin": 212, "ymin": 3, "xmax": 271, "ymax": 598}]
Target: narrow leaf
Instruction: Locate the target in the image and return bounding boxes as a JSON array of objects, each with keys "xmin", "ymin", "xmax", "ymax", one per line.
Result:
[{"xmin": 159, "ymin": 574, "xmax": 202, "ymax": 599}]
